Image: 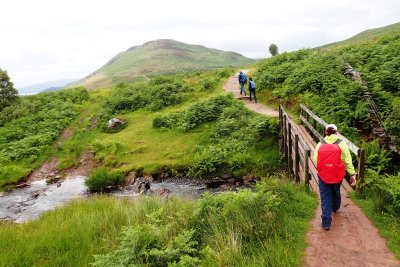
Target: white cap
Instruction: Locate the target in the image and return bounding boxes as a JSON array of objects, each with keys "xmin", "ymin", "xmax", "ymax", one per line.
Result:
[{"xmin": 326, "ymin": 124, "xmax": 337, "ymax": 131}]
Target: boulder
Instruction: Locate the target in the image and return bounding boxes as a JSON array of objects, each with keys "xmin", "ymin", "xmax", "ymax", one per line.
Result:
[
  {"xmin": 107, "ymin": 118, "xmax": 125, "ymax": 130},
  {"xmin": 153, "ymin": 188, "xmax": 171, "ymax": 197},
  {"xmin": 16, "ymin": 182, "xmax": 30, "ymax": 188},
  {"xmin": 129, "ymin": 178, "xmax": 151, "ymax": 194}
]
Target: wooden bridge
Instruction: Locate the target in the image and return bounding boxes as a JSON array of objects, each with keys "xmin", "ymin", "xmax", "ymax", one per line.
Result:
[{"xmin": 279, "ymin": 104, "xmax": 365, "ymax": 193}]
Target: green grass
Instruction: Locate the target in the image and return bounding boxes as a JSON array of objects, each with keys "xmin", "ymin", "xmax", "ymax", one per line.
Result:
[
  {"xmin": 195, "ymin": 177, "xmax": 318, "ymax": 267},
  {"xmin": 0, "ymin": 178, "xmax": 317, "ymax": 266},
  {"xmin": 2, "ymin": 69, "xmax": 279, "ymax": 188},
  {"xmin": 56, "ymin": 69, "xmax": 282, "ymax": 178},
  {"xmin": 318, "ymin": 21, "xmax": 400, "ymax": 49},
  {"xmin": 0, "ymin": 196, "xmax": 197, "ymax": 267},
  {"xmin": 352, "ymin": 194, "xmax": 400, "ymax": 259},
  {"xmin": 56, "ymin": 90, "xmax": 221, "ymax": 175}
]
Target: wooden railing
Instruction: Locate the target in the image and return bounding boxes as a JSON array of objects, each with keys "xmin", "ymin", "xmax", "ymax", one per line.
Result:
[
  {"xmin": 280, "ymin": 104, "xmax": 365, "ymax": 192},
  {"xmin": 279, "ymin": 105, "xmax": 312, "ymax": 185}
]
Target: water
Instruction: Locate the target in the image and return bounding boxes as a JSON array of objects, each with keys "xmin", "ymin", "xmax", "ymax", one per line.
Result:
[
  {"xmin": 0, "ymin": 177, "xmax": 236, "ymax": 223},
  {"xmin": 113, "ymin": 180, "xmax": 207, "ymax": 198},
  {"xmin": 0, "ymin": 177, "xmax": 87, "ymax": 223},
  {"xmin": 151, "ymin": 181, "xmax": 207, "ymax": 197}
]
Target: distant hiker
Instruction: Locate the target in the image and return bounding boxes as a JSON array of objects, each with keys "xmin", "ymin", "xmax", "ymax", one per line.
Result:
[
  {"xmin": 248, "ymin": 77, "xmax": 257, "ymax": 103},
  {"xmin": 238, "ymin": 71, "xmax": 247, "ymax": 96},
  {"xmin": 313, "ymin": 124, "xmax": 357, "ymax": 231}
]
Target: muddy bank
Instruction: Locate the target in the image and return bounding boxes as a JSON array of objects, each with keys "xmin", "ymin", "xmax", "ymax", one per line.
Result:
[{"xmin": 26, "ymin": 151, "xmax": 96, "ymax": 183}]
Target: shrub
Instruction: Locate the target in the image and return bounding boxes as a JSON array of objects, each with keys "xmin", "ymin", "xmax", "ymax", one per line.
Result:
[
  {"xmin": 152, "ymin": 95, "xmax": 280, "ymax": 177},
  {"xmin": 254, "ymin": 35, "xmax": 400, "ymax": 142},
  {"xmin": 200, "ymin": 77, "xmax": 217, "ymax": 91},
  {"xmin": 358, "ymin": 170, "xmax": 400, "ymax": 215},
  {"xmin": 98, "ymin": 77, "xmax": 194, "ymax": 131},
  {"xmin": 361, "ymin": 140, "xmax": 391, "ymax": 173},
  {"xmin": 374, "ymin": 173, "xmax": 400, "ymax": 214},
  {"xmin": 0, "ymin": 87, "xmax": 89, "ymax": 163},
  {"xmin": 152, "ymin": 95, "xmax": 238, "ymax": 131},
  {"xmin": 85, "ymin": 167, "xmax": 125, "ymax": 192},
  {"xmin": 91, "ymin": 178, "xmax": 317, "ymax": 267},
  {"xmin": 215, "ymin": 67, "xmax": 234, "ymax": 78}
]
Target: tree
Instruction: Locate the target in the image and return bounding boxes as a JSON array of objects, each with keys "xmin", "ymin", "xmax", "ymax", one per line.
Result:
[
  {"xmin": 269, "ymin": 44, "xmax": 279, "ymax": 56},
  {"xmin": 0, "ymin": 68, "xmax": 18, "ymax": 111}
]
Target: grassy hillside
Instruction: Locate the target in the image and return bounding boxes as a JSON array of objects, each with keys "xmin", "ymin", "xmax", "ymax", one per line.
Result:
[
  {"xmin": 319, "ymin": 21, "xmax": 400, "ymax": 49},
  {"xmin": 71, "ymin": 39, "xmax": 256, "ymax": 89},
  {"xmin": 0, "ymin": 68, "xmax": 319, "ymax": 266},
  {"xmin": 254, "ymin": 34, "xmax": 400, "ymax": 144},
  {"xmin": 0, "ymin": 68, "xmax": 281, "ymax": 189},
  {"xmin": 0, "ymin": 88, "xmax": 89, "ymax": 188}
]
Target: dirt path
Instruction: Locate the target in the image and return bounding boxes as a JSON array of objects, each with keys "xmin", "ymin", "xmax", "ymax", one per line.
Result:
[
  {"xmin": 224, "ymin": 72, "xmax": 400, "ymax": 266},
  {"xmin": 305, "ymin": 191, "xmax": 399, "ymax": 267},
  {"xmin": 223, "ymin": 71, "xmax": 279, "ymax": 117},
  {"xmin": 300, "ymin": 128, "xmax": 399, "ymax": 266}
]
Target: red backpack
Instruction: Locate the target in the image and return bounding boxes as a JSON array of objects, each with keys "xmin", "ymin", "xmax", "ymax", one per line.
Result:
[{"xmin": 317, "ymin": 139, "xmax": 346, "ymax": 184}]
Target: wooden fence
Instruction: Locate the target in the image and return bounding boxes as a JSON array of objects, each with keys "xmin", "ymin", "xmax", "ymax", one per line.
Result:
[
  {"xmin": 279, "ymin": 104, "xmax": 365, "ymax": 193},
  {"xmin": 279, "ymin": 105, "xmax": 312, "ymax": 186}
]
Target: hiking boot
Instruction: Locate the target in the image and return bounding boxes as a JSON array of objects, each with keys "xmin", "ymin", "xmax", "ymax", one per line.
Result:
[
  {"xmin": 322, "ymin": 224, "xmax": 330, "ymax": 231},
  {"xmin": 333, "ymin": 209, "xmax": 341, "ymax": 214}
]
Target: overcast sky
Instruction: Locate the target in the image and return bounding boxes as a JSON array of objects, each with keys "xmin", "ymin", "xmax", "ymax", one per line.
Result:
[{"xmin": 1, "ymin": 0, "xmax": 399, "ymax": 88}]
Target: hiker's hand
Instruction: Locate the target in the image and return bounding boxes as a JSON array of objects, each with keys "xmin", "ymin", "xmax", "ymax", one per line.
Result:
[{"xmin": 350, "ymin": 175, "xmax": 357, "ymax": 186}]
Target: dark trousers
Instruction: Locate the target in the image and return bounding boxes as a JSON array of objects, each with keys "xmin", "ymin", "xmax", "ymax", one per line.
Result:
[
  {"xmin": 318, "ymin": 176, "xmax": 342, "ymax": 227},
  {"xmin": 249, "ymin": 89, "xmax": 257, "ymax": 102},
  {"xmin": 240, "ymin": 82, "xmax": 246, "ymax": 95}
]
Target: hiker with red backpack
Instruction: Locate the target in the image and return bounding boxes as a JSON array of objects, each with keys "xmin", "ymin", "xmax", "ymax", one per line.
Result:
[{"xmin": 313, "ymin": 124, "xmax": 357, "ymax": 231}]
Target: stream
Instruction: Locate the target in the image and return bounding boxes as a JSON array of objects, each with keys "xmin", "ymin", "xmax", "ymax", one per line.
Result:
[
  {"xmin": 0, "ymin": 177, "xmax": 87, "ymax": 223},
  {"xmin": 0, "ymin": 176, "xmax": 241, "ymax": 223}
]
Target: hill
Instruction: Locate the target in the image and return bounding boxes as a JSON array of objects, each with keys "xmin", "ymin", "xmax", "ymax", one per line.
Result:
[
  {"xmin": 70, "ymin": 39, "xmax": 256, "ymax": 89},
  {"xmin": 318, "ymin": 21, "xmax": 400, "ymax": 49}
]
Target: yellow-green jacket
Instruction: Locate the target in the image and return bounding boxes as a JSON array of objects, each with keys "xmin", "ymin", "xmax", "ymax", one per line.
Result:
[{"xmin": 313, "ymin": 134, "xmax": 356, "ymax": 176}]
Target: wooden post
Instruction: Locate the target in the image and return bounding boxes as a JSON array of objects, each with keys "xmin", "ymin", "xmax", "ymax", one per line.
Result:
[
  {"xmin": 300, "ymin": 107, "xmax": 303, "ymax": 121},
  {"xmin": 313, "ymin": 119, "xmax": 317, "ymax": 138},
  {"xmin": 294, "ymin": 134, "xmax": 300, "ymax": 183},
  {"xmin": 288, "ymin": 122, "xmax": 293, "ymax": 178},
  {"xmin": 283, "ymin": 115, "xmax": 288, "ymax": 158},
  {"xmin": 304, "ymin": 149, "xmax": 311, "ymax": 186},
  {"xmin": 305, "ymin": 110, "xmax": 311, "ymax": 136},
  {"xmin": 279, "ymin": 106, "xmax": 284, "ymax": 154}
]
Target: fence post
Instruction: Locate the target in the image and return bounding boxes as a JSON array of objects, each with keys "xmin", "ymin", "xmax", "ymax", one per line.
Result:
[
  {"xmin": 313, "ymin": 119, "xmax": 317, "ymax": 140},
  {"xmin": 288, "ymin": 122, "xmax": 293, "ymax": 178},
  {"xmin": 304, "ymin": 149, "xmax": 311, "ymax": 186},
  {"xmin": 283, "ymin": 115, "xmax": 288, "ymax": 158},
  {"xmin": 294, "ymin": 134, "xmax": 300, "ymax": 183},
  {"xmin": 279, "ymin": 105, "xmax": 284, "ymax": 154}
]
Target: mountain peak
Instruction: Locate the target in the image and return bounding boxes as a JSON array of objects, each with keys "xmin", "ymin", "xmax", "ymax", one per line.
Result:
[{"xmin": 71, "ymin": 40, "xmax": 255, "ymax": 89}]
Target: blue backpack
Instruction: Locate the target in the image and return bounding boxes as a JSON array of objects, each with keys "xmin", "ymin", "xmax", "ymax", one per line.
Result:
[
  {"xmin": 241, "ymin": 74, "xmax": 247, "ymax": 83},
  {"xmin": 250, "ymin": 80, "xmax": 256, "ymax": 89}
]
